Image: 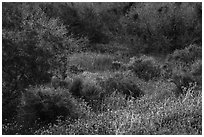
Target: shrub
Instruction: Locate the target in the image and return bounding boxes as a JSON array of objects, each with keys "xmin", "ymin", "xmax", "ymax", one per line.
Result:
[
  {"xmin": 100, "ymin": 71, "xmax": 144, "ymax": 99},
  {"xmin": 51, "ymin": 75, "xmax": 73, "ymax": 89},
  {"xmin": 82, "ymin": 81, "xmax": 103, "ymax": 100},
  {"xmin": 190, "ymin": 59, "xmax": 202, "ymax": 85},
  {"xmin": 187, "ymin": 44, "xmax": 202, "ymax": 61},
  {"xmin": 69, "ymin": 65, "xmax": 85, "ymax": 74},
  {"xmin": 111, "ymin": 61, "xmax": 122, "ymax": 71},
  {"xmin": 164, "ymin": 44, "xmax": 202, "ymax": 92},
  {"xmin": 69, "ymin": 78, "xmax": 83, "ymax": 98},
  {"xmin": 3, "ymin": 86, "xmax": 93, "ymax": 135},
  {"xmin": 2, "ymin": 89, "xmax": 21, "ymax": 122},
  {"xmin": 69, "ymin": 73, "xmax": 106, "ymax": 111},
  {"xmin": 169, "ymin": 72, "xmax": 195, "ymax": 97},
  {"xmin": 81, "ymin": 81, "xmax": 104, "ymax": 111},
  {"xmin": 191, "ymin": 59, "xmax": 202, "ymax": 76},
  {"xmin": 167, "ymin": 44, "xmax": 202, "ymax": 64},
  {"xmin": 18, "ymin": 86, "xmax": 86, "ymax": 128},
  {"xmin": 127, "ymin": 55, "xmax": 161, "ymax": 81}
]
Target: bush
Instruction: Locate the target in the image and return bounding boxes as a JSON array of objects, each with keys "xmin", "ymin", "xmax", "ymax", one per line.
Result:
[
  {"xmin": 69, "ymin": 78, "xmax": 83, "ymax": 98},
  {"xmin": 111, "ymin": 61, "xmax": 123, "ymax": 71},
  {"xmin": 51, "ymin": 76, "xmax": 72, "ymax": 89},
  {"xmin": 167, "ymin": 44, "xmax": 202, "ymax": 64},
  {"xmin": 191, "ymin": 59, "xmax": 202, "ymax": 76},
  {"xmin": 169, "ymin": 72, "xmax": 195, "ymax": 97},
  {"xmin": 69, "ymin": 65, "xmax": 85, "ymax": 74},
  {"xmin": 18, "ymin": 86, "xmax": 88, "ymax": 128},
  {"xmin": 82, "ymin": 81, "xmax": 103, "ymax": 100},
  {"xmin": 100, "ymin": 71, "xmax": 144, "ymax": 99},
  {"xmin": 127, "ymin": 55, "xmax": 161, "ymax": 81},
  {"xmin": 190, "ymin": 59, "xmax": 202, "ymax": 85},
  {"xmin": 2, "ymin": 88, "xmax": 21, "ymax": 122},
  {"xmin": 69, "ymin": 73, "xmax": 105, "ymax": 111},
  {"xmin": 164, "ymin": 44, "xmax": 202, "ymax": 87}
]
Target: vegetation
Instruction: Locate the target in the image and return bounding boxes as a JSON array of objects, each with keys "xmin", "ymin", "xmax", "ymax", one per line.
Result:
[{"xmin": 2, "ymin": 2, "xmax": 202, "ymax": 135}]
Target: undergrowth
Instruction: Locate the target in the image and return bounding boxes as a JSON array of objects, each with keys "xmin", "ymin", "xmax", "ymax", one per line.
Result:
[{"xmin": 33, "ymin": 85, "xmax": 202, "ymax": 135}]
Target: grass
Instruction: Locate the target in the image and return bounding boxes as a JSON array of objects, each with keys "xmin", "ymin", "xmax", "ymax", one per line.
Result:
[{"xmin": 67, "ymin": 52, "xmax": 114, "ymax": 72}]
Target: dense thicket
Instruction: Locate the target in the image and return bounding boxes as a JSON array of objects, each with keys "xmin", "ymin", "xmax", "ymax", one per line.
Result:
[{"xmin": 2, "ymin": 2, "xmax": 202, "ymax": 135}]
